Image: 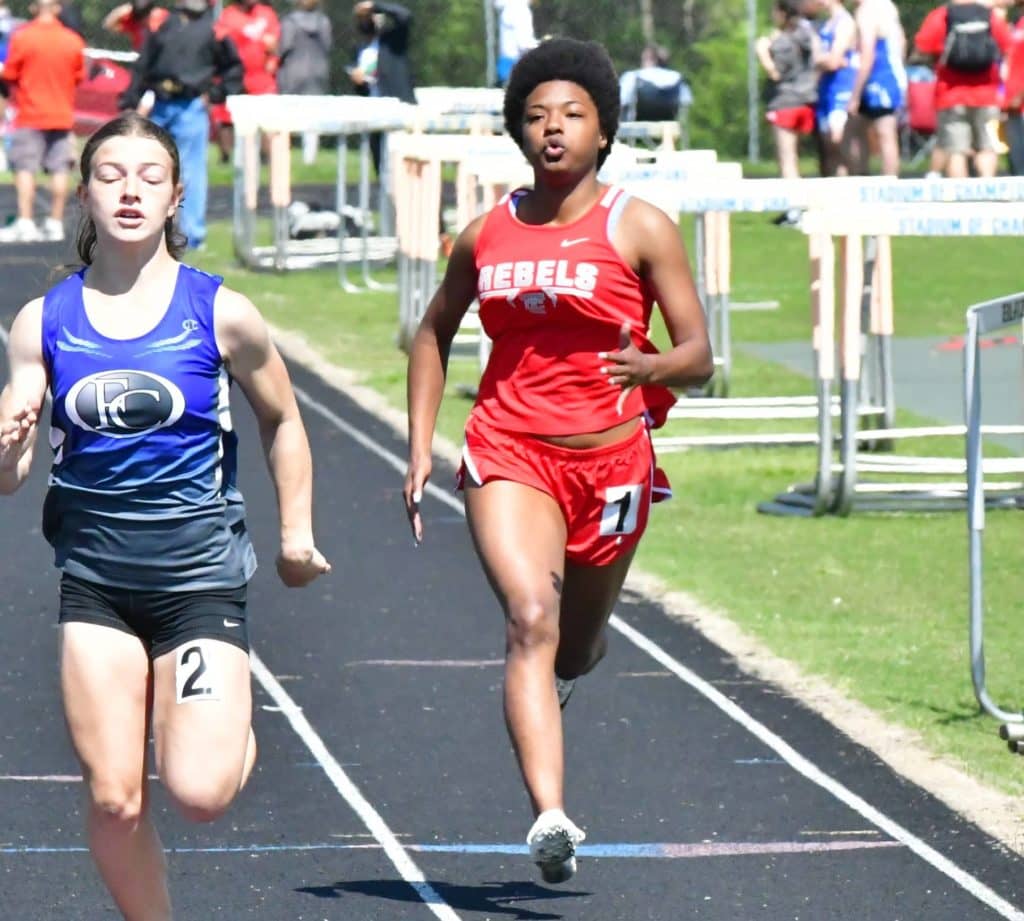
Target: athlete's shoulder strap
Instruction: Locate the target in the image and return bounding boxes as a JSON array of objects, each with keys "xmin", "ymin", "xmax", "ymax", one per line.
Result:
[
  {"xmin": 41, "ymin": 269, "xmax": 86, "ymax": 368},
  {"xmin": 600, "ymin": 185, "xmax": 632, "ymax": 239}
]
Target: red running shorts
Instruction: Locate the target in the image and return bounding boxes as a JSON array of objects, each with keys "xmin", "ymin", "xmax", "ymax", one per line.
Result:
[
  {"xmin": 458, "ymin": 415, "xmax": 671, "ymax": 567},
  {"xmin": 767, "ymin": 105, "xmax": 816, "ymax": 134}
]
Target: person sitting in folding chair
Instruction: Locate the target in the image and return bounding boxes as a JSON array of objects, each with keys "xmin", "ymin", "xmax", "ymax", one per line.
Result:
[{"xmin": 619, "ymin": 44, "xmax": 693, "ymax": 123}]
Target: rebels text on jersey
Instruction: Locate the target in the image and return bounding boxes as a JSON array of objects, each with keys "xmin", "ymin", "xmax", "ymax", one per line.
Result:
[{"xmin": 471, "ymin": 186, "xmax": 676, "ymax": 436}]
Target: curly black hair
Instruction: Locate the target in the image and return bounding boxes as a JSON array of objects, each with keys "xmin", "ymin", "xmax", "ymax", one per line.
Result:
[{"xmin": 503, "ymin": 37, "xmax": 620, "ymax": 169}]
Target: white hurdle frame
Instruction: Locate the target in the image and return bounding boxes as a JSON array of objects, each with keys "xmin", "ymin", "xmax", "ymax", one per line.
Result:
[
  {"xmin": 765, "ymin": 202, "xmax": 1024, "ymax": 517},
  {"xmin": 636, "ymin": 177, "xmax": 1024, "ymax": 459},
  {"xmin": 391, "ymin": 132, "xmax": 527, "ymax": 351},
  {"xmin": 226, "ymin": 94, "xmax": 411, "ymax": 280},
  {"xmin": 964, "ymin": 292, "xmax": 1024, "ymax": 743}
]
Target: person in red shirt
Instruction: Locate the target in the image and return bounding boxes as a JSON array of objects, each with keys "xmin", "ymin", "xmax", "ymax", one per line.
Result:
[
  {"xmin": 211, "ymin": 0, "xmax": 280, "ymax": 162},
  {"xmin": 1001, "ymin": 0, "xmax": 1024, "ymax": 174},
  {"xmin": 404, "ymin": 38, "xmax": 712, "ymax": 885},
  {"xmin": 914, "ymin": 0, "xmax": 1013, "ymax": 177},
  {"xmin": 0, "ymin": 0, "xmax": 84, "ymax": 243},
  {"xmin": 102, "ymin": 0, "xmax": 171, "ymax": 52}
]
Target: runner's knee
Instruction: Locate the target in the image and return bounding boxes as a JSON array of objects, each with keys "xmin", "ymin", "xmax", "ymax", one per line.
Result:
[
  {"xmin": 88, "ymin": 780, "xmax": 145, "ymax": 827},
  {"xmin": 167, "ymin": 774, "xmax": 239, "ymax": 824},
  {"xmin": 556, "ymin": 634, "xmax": 607, "ymax": 679},
  {"xmin": 506, "ymin": 597, "xmax": 559, "ymax": 653}
]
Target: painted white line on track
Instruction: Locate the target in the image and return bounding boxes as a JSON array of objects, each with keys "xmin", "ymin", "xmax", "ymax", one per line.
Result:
[
  {"xmin": 292, "ymin": 382, "xmax": 1024, "ymax": 921},
  {"xmin": 0, "ymin": 326, "xmax": 459, "ymax": 921},
  {"xmin": 250, "ymin": 653, "xmax": 460, "ymax": 921},
  {"xmin": 2, "ymin": 322, "xmax": 1019, "ymax": 919}
]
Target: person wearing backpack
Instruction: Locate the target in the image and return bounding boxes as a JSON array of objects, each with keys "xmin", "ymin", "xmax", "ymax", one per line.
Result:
[{"xmin": 914, "ymin": 0, "xmax": 1012, "ymax": 177}]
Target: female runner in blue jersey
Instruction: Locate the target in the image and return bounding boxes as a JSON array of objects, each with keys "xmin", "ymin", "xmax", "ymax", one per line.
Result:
[{"xmin": 0, "ymin": 113, "xmax": 330, "ymax": 920}]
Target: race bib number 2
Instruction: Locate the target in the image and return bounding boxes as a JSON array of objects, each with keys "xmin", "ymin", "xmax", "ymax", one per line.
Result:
[
  {"xmin": 175, "ymin": 640, "xmax": 222, "ymax": 704},
  {"xmin": 600, "ymin": 484, "xmax": 643, "ymax": 536}
]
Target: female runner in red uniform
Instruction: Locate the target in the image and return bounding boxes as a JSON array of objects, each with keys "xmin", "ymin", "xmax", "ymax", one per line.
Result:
[{"xmin": 404, "ymin": 38, "xmax": 712, "ymax": 884}]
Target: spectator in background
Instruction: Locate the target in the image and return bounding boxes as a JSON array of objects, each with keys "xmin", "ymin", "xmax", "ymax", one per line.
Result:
[
  {"xmin": 844, "ymin": 0, "xmax": 906, "ymax": 176},
  {"xmin": 1002, "ymin": 0, "xmax": 1024, "ymax": 174},
  {"xmin": 348, "ymin": 1, "xmax": 415, "ymax": 176},
  {"xmin": 756, "ymin": 0, "xmax": 818, "ymax": 193},
  {"xmin": 212, "ymin": 0, "xmax": 281, "ymax": 163},
  {"xmin": 278, "ymin": 0, "xmax": 332, "ymax": 165},
  {"xmin": 103, "ymin": 0, "xmax": 171, "ymax": 52},
  {"xmin": 119, "ymin": 0, "xmax": 243, "ymax": 248},
  {"xmin": 618, "ymin": 44, "xmax": 693, "ymax": 122},
  {"xmin": 0, "ymin": 1, "xmax": 22, "ymax": 59},
  {"xmin": 57, "ymin": 1, "xmax": 86, "ymax": 38},
  {"xmin": 0, "ymin": 2, "xmax": 26, "ymax": 174},
  {"xmin": 812, "ymin": 0, "xmax": 857, "ymax": 175},
  {"xmin": 349, "ymin": 1, "xmax": 415, "ymax": 103},
  {"xmin": 914, "ymin": 0, "xmax": 1012, "ymax": 178},
  {"xmin": 0, "ymin": 0, "xmax": 84, "ymax": 243},
  {"xmin": 494, "ymin": 0, "xmax": 536, "ymax": 88}
]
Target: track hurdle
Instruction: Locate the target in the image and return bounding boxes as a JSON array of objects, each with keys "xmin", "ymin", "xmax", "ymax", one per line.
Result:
[
  {"xmin": 653, "ymin": 177, "xmax": 1024, "ymax": 455},
  {"xmin": 964, "ymin": 292, "xmax": 1024, "ymax": 748},
  {"xmin": 226, "ymin": 94, "xmax": 410, "ymax": 281},
  {"xmin": 764, "ymin": 202, "xmax": 1024, "ymax": 517},
  {"xmin": 391, "ymin": 132, "xmax": 526, "ymax": 351}
]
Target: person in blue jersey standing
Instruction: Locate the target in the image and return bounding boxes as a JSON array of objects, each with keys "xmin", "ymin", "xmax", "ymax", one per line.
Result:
[
  {"xmin": 0, "ymin": 112, "xmax": 330, "ymax": 920},
  {"xmin": 844, "ymin": 0, "xmax": 907, "ymax": 175},
  {"xmin": 811, "ymin": 0, "xmax": 858, "ymax": 175}
]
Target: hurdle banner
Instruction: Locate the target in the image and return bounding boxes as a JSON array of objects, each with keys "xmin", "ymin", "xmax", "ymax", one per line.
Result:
[
  {"xmin": 645, "ymin": 177, "xmax": 1024, "ymax": 455},
  {"xmin": 964, "ymin": 292, "xmax": 1024, "ymax": 745},
  {"xmin": 760, "ymin": 203, "xmax": 1024, "ymax": 518}
]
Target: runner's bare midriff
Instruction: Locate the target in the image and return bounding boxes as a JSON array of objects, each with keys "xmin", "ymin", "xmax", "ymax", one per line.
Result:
[{"xmin": 532, "ymin": 417, "xmax": 642, "ymax": 450}]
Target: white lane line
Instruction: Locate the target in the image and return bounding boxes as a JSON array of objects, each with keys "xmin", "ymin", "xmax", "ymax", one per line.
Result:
[
  {"xmin": 0, "ymin": 325, "xmax": 459, "ymax": 921},
  {"xmin": 4, "ymin": 321, "xmax": 1018, "ymax": 918},
  {"xmin": 292, "ymin": 383, "xmax": 1024, "ymax": 921},
  {"xmin": 250, "ymin": 654, "xmax": 460, "ymax": 921}
]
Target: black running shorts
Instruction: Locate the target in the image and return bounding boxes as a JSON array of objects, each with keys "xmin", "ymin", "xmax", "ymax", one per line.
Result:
[{"xmin": 58, "ymin": 572, "xmax": 249, "ymax": 659}]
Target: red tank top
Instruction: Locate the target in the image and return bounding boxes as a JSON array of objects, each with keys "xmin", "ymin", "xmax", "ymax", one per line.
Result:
[{"xmin": 470, "ymin": 186, "xmax": 676, "ymax": 436}]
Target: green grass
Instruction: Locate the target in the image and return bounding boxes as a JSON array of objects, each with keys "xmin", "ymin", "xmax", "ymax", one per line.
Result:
[{"xmin": 193, "ymin": 218, "xmax": 1024, "ymax": 798}]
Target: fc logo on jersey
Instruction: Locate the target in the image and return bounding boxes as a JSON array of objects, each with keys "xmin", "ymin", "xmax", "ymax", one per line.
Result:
[{"xmin": 65, "ymin": 370, "xmax": 186, "ymax": 437}]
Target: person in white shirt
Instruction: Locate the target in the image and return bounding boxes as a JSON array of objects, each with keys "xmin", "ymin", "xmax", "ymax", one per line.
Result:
[{"xmin": 495, "ymin": 0, "xmax": 536, "ymax": 86}]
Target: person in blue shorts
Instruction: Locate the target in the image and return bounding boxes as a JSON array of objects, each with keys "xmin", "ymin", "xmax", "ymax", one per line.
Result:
[
  {"xmin": 845, "ymin": 0, "xmax": 907, "ymax": 175},
  {"xmin": 0, "ymin": 112, "xmax": 330, "ymax": 920},
  {"xmin": 812, "ymin": 0, "xmax": 858, "ymax": 175}
]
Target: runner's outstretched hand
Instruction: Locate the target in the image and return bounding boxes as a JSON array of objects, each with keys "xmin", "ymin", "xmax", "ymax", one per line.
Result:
[
  {"xmin": 276, "ymin": 536, "xmax": 331, "ymax": 587},
  {"xmin": 403, "ymin": 456, "xmax": 432, "ymax": 545},
  {"xmin": 0, "ymin": 401, "xmax": 40, "ymax": 472}
]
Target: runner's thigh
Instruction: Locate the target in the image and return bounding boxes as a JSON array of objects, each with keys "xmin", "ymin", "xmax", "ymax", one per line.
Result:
[
  {"xmin": 60, "ymin": 622, "xmax": 151, "ymax": 787},
  {"xmin": 151, "ymin": 639, "xmax": 252, "ymax": 790},
  {"xmin": 464, "ymin": 480, "xmax": 567, "ymax": 612}
]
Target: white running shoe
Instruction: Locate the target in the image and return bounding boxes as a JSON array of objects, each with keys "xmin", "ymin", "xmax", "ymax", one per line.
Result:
[
  {"xmin": 555, "ymin": 676, "xmax": 576, "ymax": 710},
  {"xmin": 0, "ymin": 217, "xmax": 42, "ymax": 243},
  {"xmin": 42, "ymin": 217, "xmax": 65, "ymax": 242},
  {"xmin": 527, "ymin": 808, "xmax": 585, "ymax": 884}
]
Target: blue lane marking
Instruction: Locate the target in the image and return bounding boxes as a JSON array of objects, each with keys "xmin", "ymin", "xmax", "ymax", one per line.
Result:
[{"xmin": 1, "ymin": 840, "xmax": 900, "ymax": 858}]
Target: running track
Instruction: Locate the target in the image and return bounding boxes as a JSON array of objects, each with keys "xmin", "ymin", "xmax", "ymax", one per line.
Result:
[{"xmin": 1, "ymin": 242, "xmax": 1022, "ymax": 920}]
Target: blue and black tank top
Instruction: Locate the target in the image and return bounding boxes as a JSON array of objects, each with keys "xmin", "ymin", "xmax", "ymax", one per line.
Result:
[{"xmin": 41, "ymin": 264, "xmax": 257, "ymax": 590}]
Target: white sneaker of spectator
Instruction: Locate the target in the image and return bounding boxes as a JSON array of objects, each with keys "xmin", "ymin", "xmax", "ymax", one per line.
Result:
[
  {"xmin": 0, "ymin": 218, "xmax": 42, "ymax": 243},
  {"xmin": 42, "ymin": 217, "xmax": 65, "ymax": 242}
]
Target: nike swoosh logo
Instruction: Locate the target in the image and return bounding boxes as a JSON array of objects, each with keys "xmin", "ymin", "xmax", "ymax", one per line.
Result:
[
  {"xmin": 224, "ymin": 619, "xmax": 241, "ymax": 628},
  {"xmin": 560, "ymin": 237, "xmax": 589, "ymax": 248}
]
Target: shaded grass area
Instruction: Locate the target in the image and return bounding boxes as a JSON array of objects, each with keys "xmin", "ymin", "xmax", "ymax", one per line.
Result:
[{"xmin": 195, "ymin": 218, "xmax": 1024, "ymax": 798}]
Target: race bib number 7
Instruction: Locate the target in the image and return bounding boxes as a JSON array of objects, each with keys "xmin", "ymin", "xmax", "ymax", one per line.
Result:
[{"xmin": 600, "ymin": 484, "xmax": 643, "ymax": 536}]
